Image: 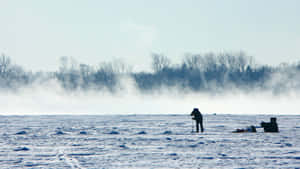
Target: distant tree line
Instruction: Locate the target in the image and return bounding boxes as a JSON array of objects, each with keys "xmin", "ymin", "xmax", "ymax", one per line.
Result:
[
  {"xmin": 1, "ymin": 52, "xmax": 300, "ymax": 94},
  {"xmin": 0, "ymin": 54, "xmax": 31, "ymax": 90},
  {"xmin": 134, "ymin": 52, "xmax": 271, "ymax": 93}
]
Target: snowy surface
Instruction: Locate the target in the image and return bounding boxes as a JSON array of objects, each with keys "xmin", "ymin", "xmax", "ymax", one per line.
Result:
[{"xmin": 0, "ymin": 114, "xmax": 299, "ymax": 168}]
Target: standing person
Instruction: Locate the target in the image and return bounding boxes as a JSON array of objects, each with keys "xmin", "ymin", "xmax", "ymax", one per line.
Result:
[{"xmin": 190, "ymin": 108, "xmax": 204, "ymax": 133}]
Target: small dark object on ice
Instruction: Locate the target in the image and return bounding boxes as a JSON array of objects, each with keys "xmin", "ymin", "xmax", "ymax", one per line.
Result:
[
  {"xmin": 108, "ymin": 131, "xmax": 120, "ymax": 135},
  {"xmin": 15, "ymin": 131, "xmax": 27, "ymax": 135},
  {"xmin": 14, "ymin": 147, "xmax": 30, "ymax": 151},
  {"xmin": 163, "ymin": 131, "xmax": 172, "ymax": 135},
  {"xmin": 79, "ymin": 131, "xmax": 88, "ymax": 135},
  {"xmin": 169, "ymin": 153, "xmax": 177, "ymax": 156},
  {"xmin": 137, "ymin": 131, "xmax": 147, "ymax": 135},
  {"xmin": 55, "ymin": 131, "xmax": 65, "ymax": 135},
  {"xmin": 261, "ymin": 117, "xmax": 279, "ymax": 132},
  {"xmin": 233, "ymin": 125, "xmax": 256, "ymax": 133},
  {"xmin": 119, "ymin": 144, "xmax": 128, "ymax": 149}
]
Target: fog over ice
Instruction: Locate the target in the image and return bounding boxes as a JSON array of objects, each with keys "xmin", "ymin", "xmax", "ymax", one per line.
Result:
[{"xmin": 1, "ymin": 78, "xmax": 299, "ymax": 115}]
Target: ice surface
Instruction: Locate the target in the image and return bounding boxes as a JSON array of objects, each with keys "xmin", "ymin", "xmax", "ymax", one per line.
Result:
[{"xmin": 0, "ymin": 114, "xmax": 299, "ymax": 168}]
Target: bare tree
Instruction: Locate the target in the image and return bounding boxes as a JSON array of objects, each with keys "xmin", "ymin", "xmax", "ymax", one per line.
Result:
[
  {"xmin": 183, "ymin": 53, "xmax": 203, "ymax": 70},
  {"xmin": 111, "ymin": 59, "xmax": 132, "ymax": 74},
  {"xmin": 59, "ymin": 56, "xmax": 69, "ymax": 74},
  {"xmin": 0, "ymin": 53, "xmax": 12, "ymax": 76},
  {"xmin": 151, "ymin": 53, "xmax": 171, "ymax": 72}
]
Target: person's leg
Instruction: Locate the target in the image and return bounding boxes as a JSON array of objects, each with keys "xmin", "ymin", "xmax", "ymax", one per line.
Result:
[
  {"xmin": 196, "ymin": 121, "xmax": 199, "ymax": 133},
  {"xmin": 200, "ymin": 120, "xmax": 204, "ymax": 132}
]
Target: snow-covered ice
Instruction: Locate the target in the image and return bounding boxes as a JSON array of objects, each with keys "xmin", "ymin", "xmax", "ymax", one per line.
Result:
[{"xmin": 0, "ymin": 114, "xmax": 299, "ymax": 168}]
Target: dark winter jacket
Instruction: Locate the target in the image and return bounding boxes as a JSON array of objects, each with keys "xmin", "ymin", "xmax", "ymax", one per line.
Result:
[{"xmin": 191, "ymin": 108, "xmax": 203, "ymax": 121}]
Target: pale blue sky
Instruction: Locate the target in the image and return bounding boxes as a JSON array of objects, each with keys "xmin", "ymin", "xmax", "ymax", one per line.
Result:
[{"xmin": 1, "ymin": 0, "xmax": 300, "ymax": 71}]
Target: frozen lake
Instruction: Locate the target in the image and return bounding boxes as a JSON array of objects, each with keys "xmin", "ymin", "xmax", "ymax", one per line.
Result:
[{"xmin": 0, "ymin": 114, "xmax": 299, "ymax": 168}]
